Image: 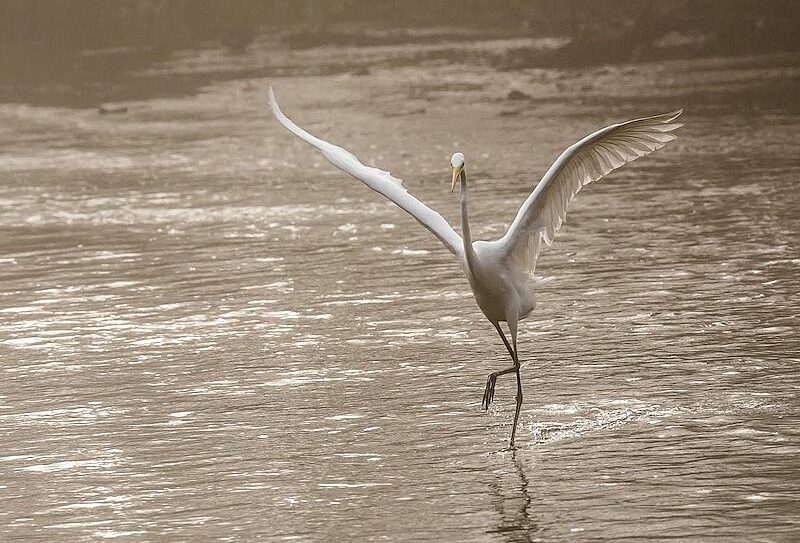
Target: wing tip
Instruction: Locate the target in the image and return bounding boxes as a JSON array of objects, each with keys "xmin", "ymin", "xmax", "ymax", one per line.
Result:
[
  {"xmin": 639, "ymin": 108, "xmax": 684, "ymax": 132},
  {"xmin": 267, "ymin": 85, "xmax": 282, "ymax": 117},
  {"xmin": 663, "ymin": 108, "xmax": 684, "ymax": 122}
]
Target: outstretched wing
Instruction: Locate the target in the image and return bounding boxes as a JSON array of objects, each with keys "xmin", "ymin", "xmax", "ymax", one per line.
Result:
[
  {"xmin": 497, "ymin": 109, "xmax": 683, "ymax": 275},
  {"xmin": 268, "ymin": 87, "xmax": 463, "ymax": 257}
]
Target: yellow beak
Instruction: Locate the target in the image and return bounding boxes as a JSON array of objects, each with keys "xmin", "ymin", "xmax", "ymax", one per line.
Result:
[{"xmin": 450, "ymin": 166, "xmax": 461, "ymax": 193}]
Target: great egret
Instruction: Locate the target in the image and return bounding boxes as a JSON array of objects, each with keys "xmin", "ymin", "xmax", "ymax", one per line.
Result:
[{"xmin": 268, "ymin": 87, "xmax": 682, "ymax": 447}]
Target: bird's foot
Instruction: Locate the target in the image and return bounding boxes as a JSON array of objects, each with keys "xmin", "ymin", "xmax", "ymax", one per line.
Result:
[{"xmin": 482, "ymin": 373, "xmax": 498, "ymax": 410}]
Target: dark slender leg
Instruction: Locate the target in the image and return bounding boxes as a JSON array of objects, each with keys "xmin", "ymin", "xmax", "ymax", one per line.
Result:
[
  {"xmin": 493, "ymin": 321, "xmax": 515, "ymax": 360},
  {"xmin": 509, "ymin": 326, "xmax": 523, "ymax": 448},
  {"xmin": 482, "ymin": 321, "xmax": 518, "ymax": 410}
]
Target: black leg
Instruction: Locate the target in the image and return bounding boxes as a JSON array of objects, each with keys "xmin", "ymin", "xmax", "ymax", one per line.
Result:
[
  {"xmin": 509, "ymin": 328, "xmax": 523, "ymax": 448},
  {"xmin": 482, "ymin": 321, "xmax": 517, "ymax": 410}
]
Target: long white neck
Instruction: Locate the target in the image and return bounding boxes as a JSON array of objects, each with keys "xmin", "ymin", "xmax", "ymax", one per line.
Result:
[{"xmin": 459, "ymin": 170, "xmax": 477, "ymax": 266}]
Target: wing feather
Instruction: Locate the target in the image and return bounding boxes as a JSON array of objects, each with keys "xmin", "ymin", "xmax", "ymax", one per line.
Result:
[
  {"xmin": 498, "ymin": 109, "xmax": 683, "ymax": 275},
  {"xmin": 268, "ymin": 87, "xmax": 463, "ymax": 256}
]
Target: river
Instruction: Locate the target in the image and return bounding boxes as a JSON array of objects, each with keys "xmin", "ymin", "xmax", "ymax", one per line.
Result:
[{"xmin": 1, "ymin": 31, "xmax": 799, "ymax": 542}]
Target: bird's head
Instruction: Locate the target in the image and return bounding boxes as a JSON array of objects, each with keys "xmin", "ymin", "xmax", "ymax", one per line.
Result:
[{"xmin": 450, "ymin": 152, "xmax": 465, "ymax": 193}]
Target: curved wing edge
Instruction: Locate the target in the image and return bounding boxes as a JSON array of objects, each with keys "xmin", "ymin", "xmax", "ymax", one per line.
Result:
[
  {"xmin": 498, "ymin": 109, "xmax": 684, "ymax": 276},
  {"xmin": 268, "ymin": 87, "xmax": 464, "ymax": 257}
]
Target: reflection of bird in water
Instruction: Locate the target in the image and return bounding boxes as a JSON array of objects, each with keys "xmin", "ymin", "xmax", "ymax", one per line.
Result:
[
  {"xmin": 488, "ymin": 450, "xmax": 538, "ymax": 540},
  {"xmin": 268, "ymin": 87, "xmax": 682, "ymax": 447}
]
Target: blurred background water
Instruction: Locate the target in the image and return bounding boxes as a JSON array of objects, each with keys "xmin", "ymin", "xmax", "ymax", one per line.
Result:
[{"xmin": 1, "ymin": 2, "xmax": 799, "ymax": 541}]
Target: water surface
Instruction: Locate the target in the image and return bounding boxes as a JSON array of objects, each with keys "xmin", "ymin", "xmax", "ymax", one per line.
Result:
[{"xmin": 1, "ymin": 33, "xmax": 799, "ymax": 542}]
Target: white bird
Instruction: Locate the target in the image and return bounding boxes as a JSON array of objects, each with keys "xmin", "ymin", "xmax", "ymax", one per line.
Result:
[{"xmin": 268, "ymin": 87, "xmax": 682, "ymax": 447}]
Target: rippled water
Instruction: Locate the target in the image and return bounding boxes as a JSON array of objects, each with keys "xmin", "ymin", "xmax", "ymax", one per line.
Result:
[{"xmin": 1, "ymin": 34, "xmax": 799, "ymax": 541}]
